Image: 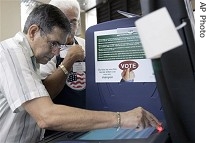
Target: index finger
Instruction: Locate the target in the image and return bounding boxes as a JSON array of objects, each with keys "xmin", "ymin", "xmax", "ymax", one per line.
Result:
[{"xmin": 144, "ymin": 109, "xmax": 161, "ymax": 127}]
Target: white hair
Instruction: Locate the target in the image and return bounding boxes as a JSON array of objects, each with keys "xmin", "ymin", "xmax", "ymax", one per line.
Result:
[{"xmin": 49, "ymin": 0, "xmax": 80, "ymax": 19}]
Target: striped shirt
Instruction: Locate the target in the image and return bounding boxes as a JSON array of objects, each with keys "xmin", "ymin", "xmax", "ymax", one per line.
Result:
[{"xmin": 0, "ymin": 32, "xmax": 49, "ymax": 143}]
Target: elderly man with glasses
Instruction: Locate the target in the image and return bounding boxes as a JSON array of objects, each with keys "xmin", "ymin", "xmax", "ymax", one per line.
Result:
[{"xmin": 40, "ymin": 0, "xmax": 86, "ymax": 109}]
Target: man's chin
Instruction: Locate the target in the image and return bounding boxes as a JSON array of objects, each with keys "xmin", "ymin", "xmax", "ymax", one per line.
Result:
[
  {"xmin": 38, "ymin": 59, "xmax": 49, "ymax": 64},
  {"xmin": 41, "ymin": 61, "xmax": 48, "ymax": 64}
]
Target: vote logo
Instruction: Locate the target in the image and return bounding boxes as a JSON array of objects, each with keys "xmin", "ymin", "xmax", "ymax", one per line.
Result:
[{"xmin": 118, "ymin": 61, "xmax": 139, "ymax": 71}]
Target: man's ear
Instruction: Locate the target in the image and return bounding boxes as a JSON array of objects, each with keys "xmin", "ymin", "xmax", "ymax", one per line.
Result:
[{"xmin": 28, "ymin": 24, "xmax": 40, "ymax": 40}]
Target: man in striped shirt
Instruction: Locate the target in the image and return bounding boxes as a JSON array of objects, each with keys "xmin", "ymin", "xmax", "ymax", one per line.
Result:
[{"xmin": 0, "ymin": 3, "xmax": 161, "ymax": 143}]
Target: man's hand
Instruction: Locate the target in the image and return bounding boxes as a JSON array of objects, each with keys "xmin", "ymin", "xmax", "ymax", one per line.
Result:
[
  {"xmin": 65, "ymin": 45, "xmax": 85, "ymax": 63},
  {"xmin": 121, "ymin": 68, "xmax": 135, "ymax": 81},
  {"xmin": 121, "ymin": 107, "xmax": 161, "ymax": 130}
]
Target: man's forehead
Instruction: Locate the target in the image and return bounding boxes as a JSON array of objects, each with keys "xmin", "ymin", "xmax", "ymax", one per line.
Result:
[{"xmin": 48, "ymin": 27, "xmax": 69, "ymax": 43}]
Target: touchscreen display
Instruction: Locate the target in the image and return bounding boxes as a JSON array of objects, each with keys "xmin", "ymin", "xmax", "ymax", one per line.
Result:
[{"xmin": 78, "ymin": 127, "xmax": 156, "ymax": 140}]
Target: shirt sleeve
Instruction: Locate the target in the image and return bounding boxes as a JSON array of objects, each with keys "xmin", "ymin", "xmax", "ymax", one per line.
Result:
[{"xmin": 40, "ymin": 56, "xmax": 57, "ymax": 80}]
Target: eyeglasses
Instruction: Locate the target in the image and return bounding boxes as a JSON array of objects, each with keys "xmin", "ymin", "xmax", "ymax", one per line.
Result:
[
  {"xmin": 39, "ymin": 27, "xmax": 67, "ymax": 51},
  {"xmin": 69, "ymin": 19, "xmax": 79, "ymax": 27}
]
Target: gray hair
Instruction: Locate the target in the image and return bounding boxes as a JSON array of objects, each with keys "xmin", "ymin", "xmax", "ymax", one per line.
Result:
[
  {"xmin": 23, "ymin": 4, "xmax": 71, "ymax": 35},
  {"xmin": 49, "ymin": 0, "xmax": 80, "ymax": 20}
]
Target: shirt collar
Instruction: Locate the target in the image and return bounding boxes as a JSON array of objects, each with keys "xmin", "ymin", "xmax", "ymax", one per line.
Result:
[
  {"xmin": 14, "ymin": 32, "xmax": 40, "ymax": 71},
  {"xmin": 14, "ymin": 32, "xmax": 34, "ymax": 58}
]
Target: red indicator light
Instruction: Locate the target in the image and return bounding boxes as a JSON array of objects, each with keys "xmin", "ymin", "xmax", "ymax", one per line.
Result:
[{"xmin": 156, "ymin": 125, "xmax": 164, "ymax": 132}]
